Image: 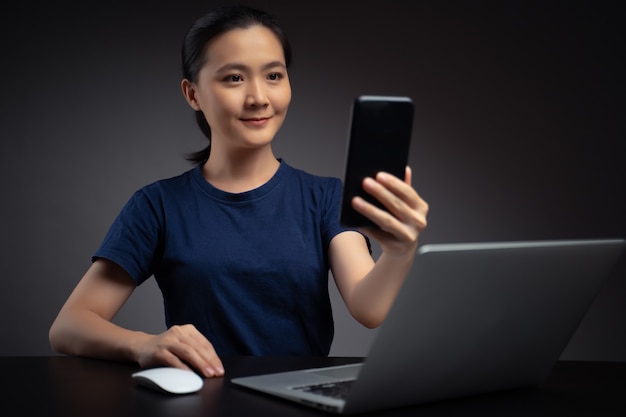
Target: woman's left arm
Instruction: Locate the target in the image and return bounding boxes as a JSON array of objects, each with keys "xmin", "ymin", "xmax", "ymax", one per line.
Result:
[{"xmin": 329, "ymin": 167, "xmax": 428, "ymax": 328}]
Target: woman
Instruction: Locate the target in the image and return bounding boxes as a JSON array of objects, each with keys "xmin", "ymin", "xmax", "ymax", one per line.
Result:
[{"xmin": 49, "ymin": 5, "xmax": 428, "ymax": 379}]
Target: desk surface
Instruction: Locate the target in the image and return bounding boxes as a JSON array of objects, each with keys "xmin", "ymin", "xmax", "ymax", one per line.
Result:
[{"xmin": 1, "ymin": 356, "xmax": 624, "ymax": 416}]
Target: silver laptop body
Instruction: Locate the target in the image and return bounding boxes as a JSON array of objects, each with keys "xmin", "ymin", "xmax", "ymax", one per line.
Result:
[{"xmin": 231, "ymin": 238, "xmax": 625, "ymax": 414}]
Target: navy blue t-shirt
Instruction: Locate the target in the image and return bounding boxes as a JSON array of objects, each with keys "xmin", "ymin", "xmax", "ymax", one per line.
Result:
[{"xmin": 93, "ymin": 160, "xmax": 357, "ymax": 356}]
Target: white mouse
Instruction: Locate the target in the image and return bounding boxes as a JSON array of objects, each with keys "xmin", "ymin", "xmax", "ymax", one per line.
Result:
[{"xmin": 132, "ymin": 367, "xmax": 204, "ymax": 394}]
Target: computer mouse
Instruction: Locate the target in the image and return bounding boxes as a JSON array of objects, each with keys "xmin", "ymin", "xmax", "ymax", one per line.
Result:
[{"xmin": 132, "ymin": 367, "xmax": 204, "ymax": 394}]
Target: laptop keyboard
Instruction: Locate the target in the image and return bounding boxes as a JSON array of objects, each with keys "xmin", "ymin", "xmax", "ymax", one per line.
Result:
[{"xmin": 292, "ymin": 380, "xmax": 354, "ymax": 400}]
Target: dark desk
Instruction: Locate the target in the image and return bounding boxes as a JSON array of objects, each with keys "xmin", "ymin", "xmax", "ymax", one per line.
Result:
[{"xmin": 1, "ymin": 356, "xmax": 624, "ymax": 416}]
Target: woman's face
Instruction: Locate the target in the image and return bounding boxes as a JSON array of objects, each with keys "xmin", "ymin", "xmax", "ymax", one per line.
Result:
[{"xmin": 188, "ymin": 25, "xmax": 291, "ymax": 154}]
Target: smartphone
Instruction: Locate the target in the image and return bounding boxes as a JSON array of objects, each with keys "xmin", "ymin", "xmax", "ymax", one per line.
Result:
[{"xmin": 339, "ymin": 95, "xmax": 415, "ymax": 228}]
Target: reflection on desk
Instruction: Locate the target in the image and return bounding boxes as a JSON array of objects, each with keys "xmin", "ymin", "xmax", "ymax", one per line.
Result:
[{"xmin": 1, "ymin": 356, "xmax": 624, "ymax": 417}]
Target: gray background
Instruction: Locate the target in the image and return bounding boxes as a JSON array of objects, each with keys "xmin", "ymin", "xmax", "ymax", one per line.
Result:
[{"xmin": 1, "ymin": 0, "xmax": 624, "ymax": 360}]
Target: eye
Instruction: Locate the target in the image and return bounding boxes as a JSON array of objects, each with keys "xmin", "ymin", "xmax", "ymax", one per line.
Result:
[
  {"xmin": 267, "ymin": 72, "xmax": 283, "ymax": 81},
  {"xmin": 224, "ymin": 74, "xmax": 243, "ymax": 83}
]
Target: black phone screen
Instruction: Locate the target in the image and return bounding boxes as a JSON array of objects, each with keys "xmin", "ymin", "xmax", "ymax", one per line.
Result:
[{"xmin": 339, "ymin": 95, "xmax": 414, "ymax": 228}]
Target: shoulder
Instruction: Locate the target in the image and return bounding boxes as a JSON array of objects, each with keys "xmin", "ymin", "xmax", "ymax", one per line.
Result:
[
  {"xmin": 116, "ymin": 167, "xmax": 199, "ymax": 215},
  {"xmin": 282, "ymin": 161, "xmax": 342, "ymax": 190},
  {"xmin": 279, "ymin": 162, "xmax": 344, "ymax": 214},
  {"xmin": 136, "ymin": 167, "xmax": 198, "ymax": 197}
]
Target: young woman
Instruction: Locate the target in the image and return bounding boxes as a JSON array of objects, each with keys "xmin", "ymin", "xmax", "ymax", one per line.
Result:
[{"xmin": 49, "ymin": 5, "xmax": 428, "ymax": 379}]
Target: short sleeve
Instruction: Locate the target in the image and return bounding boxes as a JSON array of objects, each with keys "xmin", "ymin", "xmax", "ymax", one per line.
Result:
[
  {"xmin": 92, "ymin": 188, "xmax": 163, "ymax": 285},
  {"xmin": 322, "ymin": 178, "xmax": 371, "ymax": 253}
]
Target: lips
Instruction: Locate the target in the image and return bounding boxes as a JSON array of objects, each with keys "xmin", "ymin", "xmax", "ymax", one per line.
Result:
[{"xmin": 241, "ymin": 117, "xmax": 271, "ymax": 127}]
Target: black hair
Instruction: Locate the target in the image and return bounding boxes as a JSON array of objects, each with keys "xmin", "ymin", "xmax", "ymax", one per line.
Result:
[{"xmin": 181, "ymin": 5, "xmax": 292, "ymax": 165}]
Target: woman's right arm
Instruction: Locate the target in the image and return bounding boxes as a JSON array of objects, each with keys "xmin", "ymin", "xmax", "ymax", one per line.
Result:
[{"xmin": 49, "ymin": 258, "xmax": 224, "ymax": 378}]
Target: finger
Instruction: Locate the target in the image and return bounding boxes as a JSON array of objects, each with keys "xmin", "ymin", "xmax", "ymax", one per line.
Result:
[
  {"xmin": 354, "ymin": 175, "xmax": 428, "ymax": 239},
  {"xmin": 351, "ymin": 195, "xmax": 406, "ymax": 237},
  {"xmin": 361, "ymin": 176, "xmax": 414, "ymax": 227},
  {"xmin": 374, "ymin": 172, "xmax": 420, "ymax": 211},
  {"xmin": 166, "ymin": 325, "xmax": 224, "ymax": 377},
  {"xmin": 154, "ymin": 348, "xmax": 195, "ymax": 371},
  {"xmin": 183, "ymin": 327, "xmax": 225, "ymax": 377},
  {"xmin": 404, "ymin": 166, "xmax": 412, "ymax": 185},
  {"xmin": 375, "ymin": 171, "xmax": 429, "ymax": 228},
  {"xmin": 187, "ymin": 327, "xmax": 225, "ymax": 377}
]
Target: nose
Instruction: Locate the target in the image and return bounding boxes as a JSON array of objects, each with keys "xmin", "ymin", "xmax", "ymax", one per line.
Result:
[{"xmin": 245, "ymin": 79, "xmax": 269, "ymax": 108}]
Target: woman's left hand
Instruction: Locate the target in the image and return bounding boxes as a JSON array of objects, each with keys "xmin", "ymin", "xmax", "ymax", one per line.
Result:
[{"xmin": 351, "ymin": 166, "xmax": 428, "ymax": 256}]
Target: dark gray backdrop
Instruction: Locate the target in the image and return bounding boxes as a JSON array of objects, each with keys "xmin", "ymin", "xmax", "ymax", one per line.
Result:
[{"xmin": 1, "ymin": 0, "xmax": 624, "ymax": 360}]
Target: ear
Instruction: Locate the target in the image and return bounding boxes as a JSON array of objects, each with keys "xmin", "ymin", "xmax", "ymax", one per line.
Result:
[{"xmin": 181, "ymin": 79, "xmax": 202, "ymax": 111}]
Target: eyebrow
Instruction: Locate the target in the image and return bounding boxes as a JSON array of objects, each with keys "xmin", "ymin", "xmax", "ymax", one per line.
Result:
[{"xmin": 215, "ymin": 61, "xmax": 286, "ymax": 73}]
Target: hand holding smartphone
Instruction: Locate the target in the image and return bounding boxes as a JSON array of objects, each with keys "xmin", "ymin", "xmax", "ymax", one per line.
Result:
[{"xmin": 339, "ymin": 95, "xmax": 415, "ymax": 228}]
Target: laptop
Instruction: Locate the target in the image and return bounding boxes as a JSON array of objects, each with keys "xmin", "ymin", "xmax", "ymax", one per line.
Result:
[{"xmin": 231, "ymin": 238, "xmax": 625, "ymax": 414}]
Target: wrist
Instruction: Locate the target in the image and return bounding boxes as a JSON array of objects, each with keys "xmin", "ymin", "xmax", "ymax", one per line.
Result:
[{"xmin": 124, "ymin": 330, "xmax": 152, "ymax": 364}]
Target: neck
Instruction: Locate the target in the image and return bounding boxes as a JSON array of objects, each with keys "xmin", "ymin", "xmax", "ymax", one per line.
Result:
[{"xmin": 201, "ymin": 146, "xmax": 280, "ymax": 193}]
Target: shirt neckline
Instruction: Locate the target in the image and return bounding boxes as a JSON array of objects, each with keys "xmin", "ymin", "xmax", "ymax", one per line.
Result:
[{"xmin": 191, "ymin": 158, "xmax": 289, "ymax": 203}]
